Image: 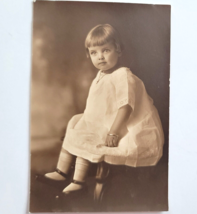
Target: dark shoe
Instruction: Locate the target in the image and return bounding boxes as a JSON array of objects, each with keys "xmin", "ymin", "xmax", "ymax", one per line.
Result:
[
  {"xmin": 62, "ymin": 180, "xmax": 88, "ymax": 197},
  {"xmin": 35, "ymin": 168, "xmax": 70, "ymax": 190}
]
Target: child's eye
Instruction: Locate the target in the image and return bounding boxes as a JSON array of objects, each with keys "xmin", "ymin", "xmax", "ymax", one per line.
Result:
[
  {"xmin": 104, "ymin": 49, "xmax": 110, "ymax": 53},
  {"xmin": 90, "ymin": 51, "xmax": 96, "ymax": 56}
]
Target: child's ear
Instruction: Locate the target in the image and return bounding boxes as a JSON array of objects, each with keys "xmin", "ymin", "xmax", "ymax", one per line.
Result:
[
  {"xmin": 118, "ymin": 51, "xmax": 122, "ymax": 57},
  {"xmin": 117, "ymin": 49, "xmax": 122, "ymax": 57},
  {"xmin": 115, "ymin": 43, "xmax": 122, "ymax": 57}
]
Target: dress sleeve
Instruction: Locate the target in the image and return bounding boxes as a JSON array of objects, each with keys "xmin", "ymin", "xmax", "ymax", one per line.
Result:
[{"xmin": 111, "ymin": 68, "xmax": 136, "ymax": 110}]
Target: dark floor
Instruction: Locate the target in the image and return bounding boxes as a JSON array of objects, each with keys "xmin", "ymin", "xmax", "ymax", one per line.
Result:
[{"xmin": 30, "ymin": 140, "xmax": 168, "ymax": 212}]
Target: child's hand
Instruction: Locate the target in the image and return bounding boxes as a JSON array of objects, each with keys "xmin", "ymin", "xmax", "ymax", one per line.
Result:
[{"xmin": 105, "ymin": 134, "xmax": 119, "ymax": 147}]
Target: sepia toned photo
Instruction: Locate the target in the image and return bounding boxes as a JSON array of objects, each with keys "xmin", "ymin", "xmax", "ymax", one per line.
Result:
[{"xmin": 30, "ymin": 1, "xmax": 170, "ymax": 212}]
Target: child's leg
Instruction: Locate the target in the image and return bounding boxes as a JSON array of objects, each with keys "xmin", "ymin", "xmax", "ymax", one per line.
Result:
[
  {"xmin": 45, "ymin": 148, "xmax": 75, "ymax": 181},
  {"xmin": 63, "ymin": 157, "xmax": 91, "ymax": 193}
]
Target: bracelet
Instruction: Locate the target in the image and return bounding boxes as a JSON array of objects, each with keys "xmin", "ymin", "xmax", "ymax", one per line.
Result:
[{"xmin": 107, "ymin": 133, "xmax": 119, "ymax": 138}]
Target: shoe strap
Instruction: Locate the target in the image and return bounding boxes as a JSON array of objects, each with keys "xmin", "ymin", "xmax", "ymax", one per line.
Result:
[
  {"xmin": 55, "ymin": 168, "xmax": 68, "ymax": 179},
  {"xmin": 72, "ymin": 180, "xmax": 86, "ymax": 186}
]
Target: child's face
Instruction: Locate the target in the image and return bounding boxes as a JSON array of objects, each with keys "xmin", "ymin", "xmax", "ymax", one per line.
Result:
[{"xmin": 88, "ymin": 42, "xmax": 121, "ymax": 71}]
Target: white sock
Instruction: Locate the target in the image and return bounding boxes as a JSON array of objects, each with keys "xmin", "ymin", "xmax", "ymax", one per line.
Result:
[
  {"xmin": 63, "ymin": 157, "xmax": 91, "ymax": 193},
  {"xmin": 45, "ymin": 148, "xmax": 75, "ymax": 181}
]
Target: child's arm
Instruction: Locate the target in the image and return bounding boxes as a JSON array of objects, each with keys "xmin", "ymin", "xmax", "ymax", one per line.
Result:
[{"xmin": 105, "ymin": 104, "xmax": 132, "ymax": 147}]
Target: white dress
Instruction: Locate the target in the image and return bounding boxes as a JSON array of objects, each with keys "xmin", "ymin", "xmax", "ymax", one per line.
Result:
[{"xmin": 62, "ymin": 67, "xmax": 164, "ymax": 167}]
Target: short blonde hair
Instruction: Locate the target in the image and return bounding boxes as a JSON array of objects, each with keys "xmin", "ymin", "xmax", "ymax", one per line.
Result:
[{"xmin": 85, "ymin": 24, "xmax": 124, "ymax": 58}]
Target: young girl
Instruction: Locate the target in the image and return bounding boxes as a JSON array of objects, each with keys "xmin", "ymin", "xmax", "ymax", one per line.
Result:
[{"xmin": 42, "ymin": 24, "xmax": 164, "ymax": 195}]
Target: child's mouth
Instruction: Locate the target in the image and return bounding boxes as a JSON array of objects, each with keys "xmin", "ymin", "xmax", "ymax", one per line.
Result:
[{"xmin": 98, "ymin": 62, "xmax": 106, "ymax": 65}]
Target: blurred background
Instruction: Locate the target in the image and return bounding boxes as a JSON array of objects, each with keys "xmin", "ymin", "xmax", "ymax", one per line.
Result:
[{"xmin": 30, "ymin": 1, "xmax": 170, "ymax": 212}]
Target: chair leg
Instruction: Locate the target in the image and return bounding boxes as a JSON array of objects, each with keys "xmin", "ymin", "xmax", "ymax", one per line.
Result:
[{"xmin": 94, "ymin": 162, "xmax": 110, "ymax": 203}]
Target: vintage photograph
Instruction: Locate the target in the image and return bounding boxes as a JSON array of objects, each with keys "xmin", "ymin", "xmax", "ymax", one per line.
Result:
[{"xmin": 30, "ymin": 1, "xmax": 170, "ymax": 212}]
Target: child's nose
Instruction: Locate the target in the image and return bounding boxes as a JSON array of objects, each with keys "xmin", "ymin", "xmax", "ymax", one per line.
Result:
[{"xmin": 98, "ymin": 53, "xmax": 104, "ymax": 60}]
